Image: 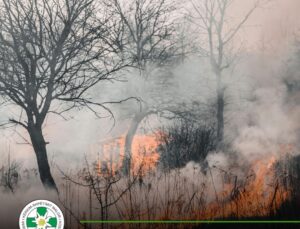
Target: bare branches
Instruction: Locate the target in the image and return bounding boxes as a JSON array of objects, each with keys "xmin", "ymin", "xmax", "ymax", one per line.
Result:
[
  {"xmin": 223, "ymin": 1, "xmax": 259, "ymax": 45},
  {"xmin": 59, "ymin": 155, "xmax": 140, "ymax": 221},
  {"xmin": 187, "ymin": 0, "xmax": 260, "ymax": 144},
  {"xmin": 188, "ymin": 0, "xmax": 259, "ymax": 71},
  {"xmin": 109, "ymin": 0, "xmax": 179, "ymax": 70},
  {"xmin": 8, "ymin": 118, "xmax": 28, "ymax": 129},
  {"xmin": 0, "ymin": 153, "xmax": 21, "ymax": 193},
  {"xmin": 0, "ymin": 0, "xmax": 132, "ymax": 189},
  {"xmin": 0, "ymin": 0, "xmax": 127, "ymax": 130}
]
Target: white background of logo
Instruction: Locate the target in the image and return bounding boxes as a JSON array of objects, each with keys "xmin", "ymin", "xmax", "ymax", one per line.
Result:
[{"xmin": 19, "ymin": 200, "xmax": 64, "ymax": 229}]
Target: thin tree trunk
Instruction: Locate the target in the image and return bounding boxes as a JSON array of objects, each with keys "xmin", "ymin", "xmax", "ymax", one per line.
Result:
[
  {"xmin": 216, "ymin": 74, "xmax": 224, "ymax": 146},
  {"xmin": 122, "ymin": 111, "xmax": 150, "ymax": 175},
  {"xmin": 28, "ymin": 125, "xmax": 57, "ymax": 191}
]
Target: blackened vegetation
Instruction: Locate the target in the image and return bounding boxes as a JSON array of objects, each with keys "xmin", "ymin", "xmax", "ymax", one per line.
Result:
[
  {"xmin": 0, "ymin": 159, "xmax": 40, "ymax": 193},
  {"xmin": 0, "ymin": 160, "xmax": 20, "ymax": 193},
  {"xmin": 157, "ymin": 119, "xmax": 217, "ymax": 170},
  {"xmin": 275, "ymin": 155, "xmax": 300, "ymax": 220}
]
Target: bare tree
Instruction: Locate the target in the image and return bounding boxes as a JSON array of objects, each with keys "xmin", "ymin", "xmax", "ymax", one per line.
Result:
[
  {"xmin": 107, "ymin": 0, "xmax": 182, "ymax": 175},
  {"xmin": 188, "ymin": 0, "xmax": 259, "ymax": 146},
  {"xmin": 59, "ymin": 157, "xmax": 140, "ymax": 228},
  {"xmin": 0, "ymin": 0, "xmax": 126, "ymax": 190},
  {"xmin": 108, "ymin": 0, "xmax": 178, "ymax": 70}
]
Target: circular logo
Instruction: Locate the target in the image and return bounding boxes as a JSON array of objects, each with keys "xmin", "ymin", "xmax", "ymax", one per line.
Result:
[{"xmin": 19, "ymin": 200, "xmax": 64, "ymax": 229}]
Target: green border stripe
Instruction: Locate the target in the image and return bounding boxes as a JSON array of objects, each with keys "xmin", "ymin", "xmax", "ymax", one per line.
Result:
[{"xmin": 80, "ymin": 220, "xmax": 300, "ymax": 224}]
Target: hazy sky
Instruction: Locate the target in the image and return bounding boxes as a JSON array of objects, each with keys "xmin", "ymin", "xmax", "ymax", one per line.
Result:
[{"xmin": 231, "ymin": 0, "xmax": 300, "ymax": 52}]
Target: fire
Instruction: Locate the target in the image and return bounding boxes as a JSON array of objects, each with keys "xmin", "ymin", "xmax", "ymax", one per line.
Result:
[
  {"xmin": 130, "ymin": 134, "xmax": 160, "ymax": 175},
  {"xmin": 95, "ymin": 134, "xmax": 294, "ymax": 220},
  {"xmin": 96, "ymin": 133, "xmax": 160, "ymax": 176},
  {"xmin": 200, "ymin": 145, "xmax": 293, "ymax": 219}
]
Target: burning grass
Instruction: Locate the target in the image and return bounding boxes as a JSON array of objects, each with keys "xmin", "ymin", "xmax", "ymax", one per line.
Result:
[
  {"xmin": 92, "ymin": 129, "xmax": 295, "ymax": 220},
  {"xmin": 4, "ymin": 134, "xmax": 297, "ymax": 228},
  {"xmin": 56, "ymin": 136, "xmax": 299, "ymax": 229}
]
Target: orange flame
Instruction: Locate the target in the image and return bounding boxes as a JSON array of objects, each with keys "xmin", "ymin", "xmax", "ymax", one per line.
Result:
[
  {"xmin": 96, "ymin": 135, "xmax": 293, "ymax": 219},
  {"xmin": 200, "ymin": 145, "xmax": 293, "ymax": 219},
  {"xmin": 97, "ymin": 133, "xmax": 160, "ymax": 176}
]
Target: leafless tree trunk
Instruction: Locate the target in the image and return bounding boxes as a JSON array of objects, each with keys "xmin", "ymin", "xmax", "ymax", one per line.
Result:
[
  {"xmin": 110, "ymin": 0, "xmax": 179, "ymax": 174},
  {"xmin": 216, "ymin": 72, "xmax": 225, "ymax": 142},
  {"xmin": 28, "ymin": 124, "xmax": 56, "ymax": 189},
  {"xmin": 122, "ymin": 110, "xmax": 153, "ymax": 175},
  {"xmin": 189, "ymin": 0, "xmax": 258, "ymax": 147},
  {"xmin": 0, "ymin": 0, "xmax": 127, "ymax": 190}
]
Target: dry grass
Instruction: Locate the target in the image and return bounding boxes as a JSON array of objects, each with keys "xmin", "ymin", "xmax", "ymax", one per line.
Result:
[{"xmin": 55, "ymin": 152, "xmax": 298, "ymax": 229}]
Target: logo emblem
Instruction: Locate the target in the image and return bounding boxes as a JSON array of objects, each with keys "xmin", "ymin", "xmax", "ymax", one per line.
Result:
[{"xmin": 19, "ymin": 200, "xmax": 64, "ymax": 229}]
